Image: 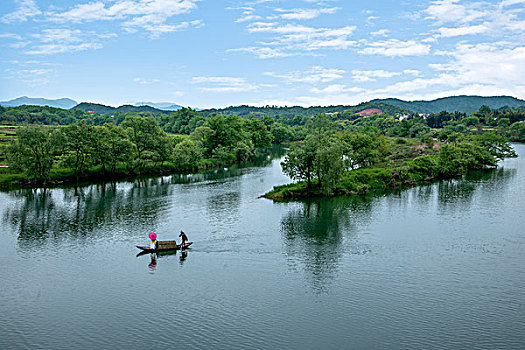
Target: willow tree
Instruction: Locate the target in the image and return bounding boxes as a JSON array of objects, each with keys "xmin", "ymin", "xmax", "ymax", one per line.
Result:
[
  {"xmin": 122, "ymin": 115, "xmax": 165, "ymax": 171},
  {"xmin": 7, "ymin": 126, "xmax": 62, "ymax": 187}
]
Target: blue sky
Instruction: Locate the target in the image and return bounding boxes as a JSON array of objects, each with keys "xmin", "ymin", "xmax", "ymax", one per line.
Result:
[{"xmin": 0, "ymin": 0, "xmax": 524, "ymax": 108}]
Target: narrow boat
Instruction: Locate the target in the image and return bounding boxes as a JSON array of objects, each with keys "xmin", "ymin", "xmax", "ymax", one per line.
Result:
[{"xmin": 136, "ymin": 241, "xmax": 193, "ymax": 253}]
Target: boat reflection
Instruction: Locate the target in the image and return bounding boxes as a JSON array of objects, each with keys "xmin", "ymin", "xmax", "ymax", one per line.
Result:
[
  {"xmin": 136, "ymin": 248, "xmax": 190, "ymax": 272},
  {"xmin": 148, "ymin": 254, "xmax": 157, "ymax": 274}
]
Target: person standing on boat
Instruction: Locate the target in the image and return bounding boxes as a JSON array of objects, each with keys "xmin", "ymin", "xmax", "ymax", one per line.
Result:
[
  {"xmin": 149, "ymin": 232, "xmax": 158, "ymax": 250},
  {"xmin": 179, "ymin": 230, "xmax": 188, "ymax": 247}
]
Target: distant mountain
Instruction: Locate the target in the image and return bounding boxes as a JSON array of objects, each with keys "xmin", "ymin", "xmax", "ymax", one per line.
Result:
[
  {"xmin": 0, "ymin": 96, "xmax": 77, "ymax": 109},
  {"xmin": 372, "ymin": 96, "xmax": 525, "ymax": 114},
  {"xmin": 133, "ymin": 102, "xmax": 183, "ymax": 111},
  {"xmin": 74, "ymin": 102, "xmax": 170, "ymax": 114}
]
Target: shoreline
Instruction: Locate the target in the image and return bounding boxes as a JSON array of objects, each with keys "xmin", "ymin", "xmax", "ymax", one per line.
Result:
[{"xmin": 262, "ymin": 166, "xmax": 496, "ymax": 201}]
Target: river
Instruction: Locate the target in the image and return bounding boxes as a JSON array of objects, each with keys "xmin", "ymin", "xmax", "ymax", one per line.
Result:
[{"xmin": 1, "ymin": 144, "xmax": 524, "ymax": 350}]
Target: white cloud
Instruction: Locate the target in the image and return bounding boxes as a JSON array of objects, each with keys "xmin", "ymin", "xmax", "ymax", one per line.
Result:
[
  {"xmin": 235, "ymin": 15, "xmax": 262, "ymax": 23},
  {"xmin": 26, "ymin": 42, "xmax": 104, "ymax": 55},
  {"xmin": 357, "ymin": 41, "xmax": 525, "ymax": 99},
  {"xmin": 423, "ymin": 0, "xmax": 488, "ymax": 25},
  {"xmin": 1, "ymin": 0, "xmax": 41, "ymax": 23},
  {"xmin": 499, "ymin": 0, "xmax": 525, "ymax": 6},
  {"xmin": 351, "ymin": 70, "xmax": 401, "ymax": 82},
  {"xmin": 437, "ymin": 24, "xmax": 489, "ymax": 37},
  {"xmin": 350, "ymin": 69, "xmax": 421, "ymax": 82},
  {"xmin": 10, "ymin": 41, "xmax": 30, "ymax": 49},
  {"xmin": 265, "ymin": 66, "xmax": 345, "ymax": 83},
  {"xmin": 288, "ymin": 40, "xmax": 525, "ymax": 106},
  {"xmin": 191, "ymin": 76, "xmax": 261, "ymax": 92},
  {"xmin": 436, "ymin": 42, "xmax": 525, "ymax": 87},
  {"xmin": 46, "ymin": 0, "xmax": 201, "ymax": 37},
  {"xmin": 359, "ymin": 39, "xmax": 430, "ymax": 56},
  {"xmin": 274, "ymin": 7, "xmax": 340, "ymax": 20},
  {"xmin": 370, "ymin": 29, "xmax": 390, "ymax": 37},
  {"xmin": 25, "ymin": 29, "xmax": 117, "ymax": 55},
  {"xmin": 124, "ymin": 20, "xmax": 204, "ymax": 38},
  {"xmin": 403, "ymin": 69, "xmax": 421, "ymax": 76},
  {"xmin": 423, "ymin": 0, "xmax": 525, "ymax": 39},
  {"xmin": 0, "ymin": 33, "xmax": 23, "ymax": 40},
  {"xmin": 5, "ymin": 67, "xmax": 53, "ymax": 86},
  {"xmin": 310, "ymin": 84, "xmax": 364, "ymax": 94},
  {"xmin": 227, "ymin": 46, "xmax": 292, "ymax": 59},
  {"xmin": 236, "ymin": 23, "xmax": 356, "ymax": 57},
  {"xmin": 133, "ymin": 77, "xmax": 160, "ymax": 84}
]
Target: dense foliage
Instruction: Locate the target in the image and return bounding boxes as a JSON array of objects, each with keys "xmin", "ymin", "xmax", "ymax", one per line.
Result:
[
  {"xmin": 371, "ymin": 96, "xmax": 525, "ymax": 114},
  {"xmin": 1, "ymin": 101, "xmax": 523, "ymax": 191},
  {"xmin": 268, "ymin": 112, "xmax": 518, "ymax": 199},
  {"xmin": 2, "ymin": 114, "xmax": 274, "ymax": 187}
]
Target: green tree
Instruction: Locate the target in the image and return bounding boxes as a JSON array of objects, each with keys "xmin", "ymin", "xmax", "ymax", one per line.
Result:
[
  {"xmin": 473, "ymin": 132, "xmax": 517, "ymax": 160},
  {"xmin": 281, "ymin": 141, "xmax": 316, "ymax": 189},
  {"xmin": 122, "ymin": 116, "xmax": 165, "ymax": 170},
  {"xmin": 271, "ymin": 124, "xmax": 293, "ymax": 143},
  {"xmin": 497, "ymin": 118, "xmax": 510, "ymax": 127},
  {"xmin": 6, "ymin": 126, "xmax": 62, "ymax": 187},
  {"xmin": 508, "ymin": 122, "xmax": 525, "ymax": 141},
  {"xmin": 244, "ymin": 118, "xmax": 273, "ymax": 149},
  {"xmin": 92, "ymin": 123, "xmax": 134, "ymax": 175},
  {"xmin": 341, "ymin": 132, "xmax": 379, "ymax": 169},
  {"xmin": 234, "ymin": 139, "xmax": 254, "ymax": 161},
  {"xmin": 315, "ymin": 135, "xmax": 344, "ymax": 193},
  {"xmin": 60, "ymin": 121, "xmax": 94, "ymax": 181},
  {"xmin": 205, "ymin": 114, "xmax": 245, "ymax": 156},
  {"xmin": 437, "ymin": 145, "xmax": 464, "ymax": 177},
  {"xmin": 190, "ymin": 126, "xmax": 214, "ymax": 152},
  {"xmin": 151, "ymin": 133, "xmax": 173, "ymax": 167},
  {"xmin": 172, "ymin": 139, "xmax": 202, "ymax": 170}
]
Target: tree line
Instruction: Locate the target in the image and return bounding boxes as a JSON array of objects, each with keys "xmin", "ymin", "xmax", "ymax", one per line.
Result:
[
  {"xmin": 5, "ymin": 114, "xmax": 273, "ymax": 188},
  {"xmin": 1, "ymin": 103, "xmax": 524, "ymax": 143}
]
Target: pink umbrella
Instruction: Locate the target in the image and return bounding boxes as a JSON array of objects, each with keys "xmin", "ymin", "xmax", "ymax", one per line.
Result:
[{"xmin": 148, "ymin": 232, "xmax": 157, "ymax": 240}]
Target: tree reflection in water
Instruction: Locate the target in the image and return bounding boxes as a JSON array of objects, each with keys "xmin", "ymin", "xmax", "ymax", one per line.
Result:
[
  {"xmin": 280, "ymin": 196, "xmax": 373, "ymax": 294},
  {"xmin": 3, "ymin": 179, "xmax": 174, "ymax": 252}
]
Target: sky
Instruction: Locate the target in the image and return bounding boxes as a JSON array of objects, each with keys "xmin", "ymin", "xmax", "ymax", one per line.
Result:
[{"xmin": 0, "ymin": 0, "xmax": 524, "ymax": 108}]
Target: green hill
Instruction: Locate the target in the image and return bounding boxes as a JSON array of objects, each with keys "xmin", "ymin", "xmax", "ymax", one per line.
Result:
[
  {"xmin": 372, "ymin": 96, "xmax": 525, "ymax": 114},
  {"xmin": 202, "ymin": 101, "xmax": 411, "ymax": 118},
  {"xmin": 73, "ymin": 102, "xmax": 169, "ymax": 114}
]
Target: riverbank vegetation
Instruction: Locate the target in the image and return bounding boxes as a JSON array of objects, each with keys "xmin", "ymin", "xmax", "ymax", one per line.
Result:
[
  {"xmin": 0, "ymin": 103, "xmax": 523, "ymax": 191},
  {"xmin": 0, "ymin": 114, "xmax": 274, "ymax": 189},
  {"xmin": 265, "ymin": 113, "xmax": 517, "ymax": 200}
]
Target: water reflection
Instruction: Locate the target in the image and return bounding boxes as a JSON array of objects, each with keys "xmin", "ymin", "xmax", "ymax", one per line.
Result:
[
  {"xmin": 179, "ymin": 251, "xmax": 188, "ymax": 265},
  {"xmin": 136, "ymin": 249, "xmax": 189, "ymax": 272},
  {"xmin": 280, "ymin": 197, "xmax": 373, "ymax": 293},
  {"xmin": 2, "ymin": 146, "xmax": 287, "ymax": 252},
  {"xmin": 436, "ymin": 167, "xmax": 517, "ymax": 214},
  {"xmin": 148, "ymin": 254, "xmax": 157, "ymax": 274},
  {"xmin": 3, "ymin": 179, "xmax": 174, "ymax": 251}
]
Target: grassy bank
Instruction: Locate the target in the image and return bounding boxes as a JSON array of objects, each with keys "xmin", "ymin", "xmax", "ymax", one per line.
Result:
[
  {"xmin": 263, "ymin": 138, "xmax": 513, "ymax": 201},
  {"xmin": 263, "ymin": 164, "xmax": 440, "ymax": 200}
]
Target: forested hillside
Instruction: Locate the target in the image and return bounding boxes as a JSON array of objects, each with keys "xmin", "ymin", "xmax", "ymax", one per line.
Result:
[
  {"xmin": 373, "ymin": 96, "xmax": 525, "ymax": 114},
  {"xmin": 74, "ymin": 102, "xmax": 171, "ymax": 114},
  {"xmin": 201, "ymin": 101, "xmax": 411, "ymax": 118}
]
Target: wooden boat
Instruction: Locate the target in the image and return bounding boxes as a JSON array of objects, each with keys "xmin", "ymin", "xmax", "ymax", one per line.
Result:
[{"xmin": 136, "ymin": 241, "xmax": 193, "ymax": 253}]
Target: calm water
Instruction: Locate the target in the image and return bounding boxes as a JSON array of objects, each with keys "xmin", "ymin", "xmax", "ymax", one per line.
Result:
[{"xmin": 1, "ymin": 145, "xmax": 524, "ymax": 350}]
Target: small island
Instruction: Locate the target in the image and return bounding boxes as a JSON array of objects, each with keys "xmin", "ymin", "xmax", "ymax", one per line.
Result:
[{"xmin": 264, "ymin": 111, "xmax": 520, "ymax": 200}]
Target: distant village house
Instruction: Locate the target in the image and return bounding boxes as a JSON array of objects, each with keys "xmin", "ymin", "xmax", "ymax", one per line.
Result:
[{"xmin": 356, "ymin": 108, "xmax": 382, "ymax": 117}]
